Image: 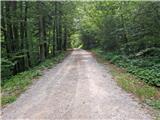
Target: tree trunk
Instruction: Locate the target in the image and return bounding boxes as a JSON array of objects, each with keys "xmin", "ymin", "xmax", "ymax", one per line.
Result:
[
  {"xmin": 24, "ymin": 2, "xmax": 30, "ymax": 68},
  {"xmin": 1, "ymin": 2, "xmax": 9, "ymax": 56},
  {"xmin": 43, "ymin": 16, "xmax": 48, "ymax": 58},
  {"xmin": 63, "ymin": 24, "xmax": 67, "ymax": 51},
  {"xmin": 39, "ymin": 15, "xmax": 45, "ymax": 61},
  {"xmin": 38, "ymin": 2, "xmax": 45, "ymax": 62},
  {"xmin": 52, "ymin": 16, "xmax": 56, "ymax": 55},
  {"xmin": 55, "ymin": 2, "xmax": 60, "ymax": 51}
]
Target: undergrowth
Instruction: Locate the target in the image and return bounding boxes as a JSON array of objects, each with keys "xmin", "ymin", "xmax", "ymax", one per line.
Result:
[{"xmin": 93, "ymin": 48, "xmax": 160, "ymax": 87}]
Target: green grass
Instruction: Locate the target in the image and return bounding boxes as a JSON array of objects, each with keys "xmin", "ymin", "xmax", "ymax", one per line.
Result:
[
  {"xmin": 92, "ymin": 48, "xmax": 160, "ymax": 111},
  {"xmin": 1, "ymin": 51, "xmax": 68, "ymax": 107},
  {"xmin": 116, "ymin": 73, "xmax": 156, "ymax": 99},
  {"xmin": 146, "ymin": 99, "xmax": 160, "ymax": 109}
]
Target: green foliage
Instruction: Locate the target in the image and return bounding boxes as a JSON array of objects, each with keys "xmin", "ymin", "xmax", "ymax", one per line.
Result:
[
  {"xmin": 145, "ymin": 99, "xmax": 160, "ymax": 110},
  {"xmin": 70, "ymin": 33, "xmax": 83, "ymax": 48},
  {"xmin": 121, "ymin": 37, "xmax": 160, "ymax": 55},
  {"xmin": 80, "ymin": 24, "xmax": 98, "ymax": 49},
  {"xmin": 1, "ymin": 58, "xmax": 15, "ymax": 79},
  {"xmin": 94, "ymin": 48, "xmax": 160, "ymax": 86},
  {"xmin": 1, "ymin": 96, "xmax": 17, "ymax": 105},
  {"xmin": 1, "ymin": 69, "xmax": 41, "ymax": 106},
  {"xmin": 78, "ymin": 1, "xmax": 160, "ymax": 54},
  {"xmin": 1, "ymin": 1, "xmax": 76, "ymax": 81},
  {"xmin": 36, "ymin": 51, "xmax": 66, "ymax": 69}
]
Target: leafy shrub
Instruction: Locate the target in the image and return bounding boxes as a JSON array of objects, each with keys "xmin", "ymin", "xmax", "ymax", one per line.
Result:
[{"xmin": 94, "ymin": 48, "xmax": 160, "ymax": 86}]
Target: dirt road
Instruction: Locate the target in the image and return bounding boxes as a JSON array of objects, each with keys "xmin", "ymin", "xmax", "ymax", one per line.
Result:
[{"xmin": 2, "ymin": 49, "xmax": 152, "ymax": 120}]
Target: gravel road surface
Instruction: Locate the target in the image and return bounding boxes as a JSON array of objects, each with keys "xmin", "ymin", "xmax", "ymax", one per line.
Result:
[{"xmin": 2, "ymin": 49, "xmax": 152, "ymax": 120}]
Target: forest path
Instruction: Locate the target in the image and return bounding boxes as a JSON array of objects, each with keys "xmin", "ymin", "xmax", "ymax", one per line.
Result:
[{"xmin": 2, "ymin": 49, "xmax": 152, "ymax": 120}]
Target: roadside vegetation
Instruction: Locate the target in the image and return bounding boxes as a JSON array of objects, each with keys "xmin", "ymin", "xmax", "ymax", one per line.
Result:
[
  {"xmin": 1, "ymin": 52, "xmax": 67, "ymax": 107},
  {"xmin": 93, "ymin": 48, "xmax": 160, "ymax": 109},
  {"xmin": 94, "ymin": 48, "xmax": 160, "ymax": 87}
]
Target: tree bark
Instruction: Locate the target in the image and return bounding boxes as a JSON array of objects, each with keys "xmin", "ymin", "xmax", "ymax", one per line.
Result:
[
  {"xmin": 63, "ymin": 24, "xmax": 67, "ymax": 51},
  {"xmin": 38, "ymin": 2, "xmax": 45, "ymax": 62}
]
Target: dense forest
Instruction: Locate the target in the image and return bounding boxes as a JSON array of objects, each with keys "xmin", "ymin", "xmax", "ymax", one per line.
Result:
[
  {"xmin": 1, "ymin": 1, "xmax": 76, "ymax": 80},
  {"xmin": 1, "ymin": 1, "xmax": 160, "ymax": 87}
]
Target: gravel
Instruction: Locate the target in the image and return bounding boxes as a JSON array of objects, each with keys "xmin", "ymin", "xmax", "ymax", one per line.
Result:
[{"xmin": 2, "ymin": 49, "xmax": 153, "ymax": 120}]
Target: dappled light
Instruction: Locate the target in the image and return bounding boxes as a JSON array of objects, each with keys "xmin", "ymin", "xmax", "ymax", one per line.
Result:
[
  {"xmin": 70, "ymin": 33, "xmax": 83, "ymax": 48},
  {"xmin": 1, "ymin": 1, "xmax": 160, "ymax": 119}
]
